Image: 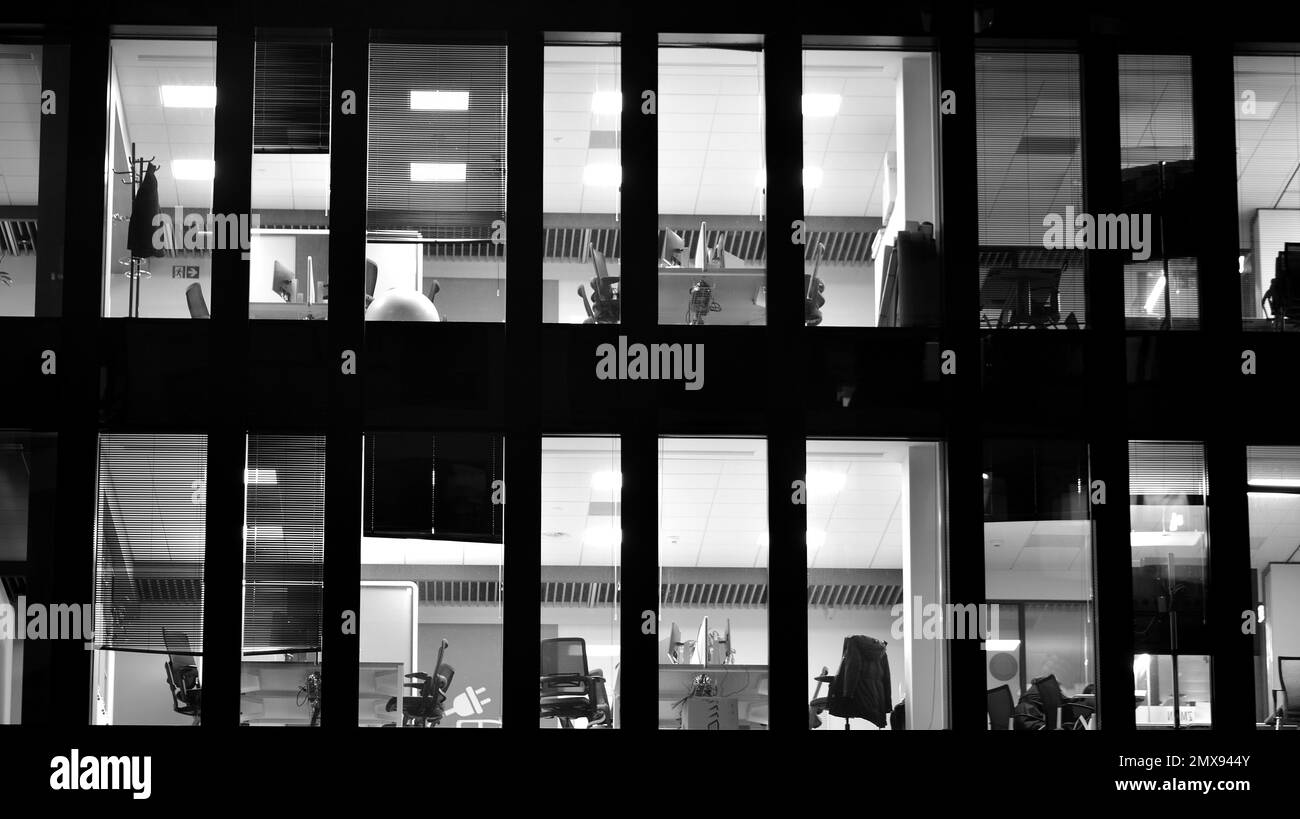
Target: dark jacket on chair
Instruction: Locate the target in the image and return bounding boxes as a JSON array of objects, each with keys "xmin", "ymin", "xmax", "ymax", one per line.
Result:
[{"xmin": 827, "ymin": 635, "xmax": 892, "ymax": 728}]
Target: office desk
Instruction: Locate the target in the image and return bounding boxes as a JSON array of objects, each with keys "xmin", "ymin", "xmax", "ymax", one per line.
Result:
[
  {"xmin": 657, "ymin": 267, "xmax": 766, "ymax": 326},
  {"xmin": 658, "ymin": 664, "xmax": 769, "ymax": 729},
  {"xmin": 249, "ymin": 302, "xmax": 328, "ymax": 320},
  {"xmin": 238, "ymin": 661, "xmax": 403, "ymax": 725}
]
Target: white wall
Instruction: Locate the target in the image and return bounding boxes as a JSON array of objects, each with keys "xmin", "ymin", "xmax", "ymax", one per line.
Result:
[
  {"xmin": 1265, "ymin": 563, "xmax": 1300, "ymax": 693},
  {"xmin": 1252, "ymin": 209, "xmax": 1300, "ymax": 315},
  {"xmin": 107, "ymin": 650, "xmax": 196, "ymax": 726},
  {"xmin": 0, "ymin": 255, "xmax": 37, "ymax": 317},
  {"xmin": 105, "ymin": 254, "xmax": 212, "ymax": 319}
]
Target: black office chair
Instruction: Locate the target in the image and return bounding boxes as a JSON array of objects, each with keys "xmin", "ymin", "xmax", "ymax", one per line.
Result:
[
  {"xmin": 988, "ymin": 684, "xmax": 1015, "ymax": 730},
  {"xmin": 363, "ymin": 258, "xmax": 378, "ymax": 308},
  {"xmin": 980, "ymin": 267, "xmax": 1063, "ymax": 329},
  {"xmin": 162, "ymin": 628, "xmax": 202, "ymax": 725},
  {"xmin": 1014, "ymin": 673, "xmax": 1093, "ymax": 730},
  {"xmin": 185, "ymin": 282, "xmax": 210, "ymax": 319},
  {"xmin": 578, "ymin": 245, "xmax": 620, "ymax": 324},
  {"xmin": 1277, "ymin": 656, "xmax": 1300, "ymax": 729},
  {"xmin": 539, "ymin": 637, "xmax": 609, "ymax": 728}
]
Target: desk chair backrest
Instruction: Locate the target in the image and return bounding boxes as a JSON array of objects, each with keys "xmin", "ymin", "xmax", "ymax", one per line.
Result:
[
  {"xmin": 1281, "ymin": 657, "xmax": 1300, "ymax": 717},
  {"xmin": 162, "ymin": 627, "xmax": 201, "ymax": 717},
  {"xmin": 364, "ymin": 259, "xmax": 379, "ymax": 303},
  {"xmin": 988, "ymin": 684, "xmax": 1015, "ymax": 730},
  {"xmin": 163, "ymin": 628, "xmax": 198, "ymax": 673},
  {"xmin": 541, "ymin": 637, "xmax": 588, "ymax": 677},
  {"xmin": 185, "ymin": 283, "xmax": 210, "ymax": 319}
]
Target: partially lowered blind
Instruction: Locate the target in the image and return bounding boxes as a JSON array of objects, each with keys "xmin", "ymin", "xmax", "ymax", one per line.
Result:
[
  {"xmin": 1128, "ymin": 441, "xmax": 1207, "ymax": 496},
  {"xmin": 254, "ymin": 41, "xmax": 331, "ymax": 153},
  {"xmin": 93, "ymin": 434, "xmax": 207, "ymax": 654},
  {"xmin": 243, "ymin": 434, "xmax": 325, "ymax": 655},
  {"xmin": 1246, "ymin": 445, "xmax": 1300, "ymax": 486}
]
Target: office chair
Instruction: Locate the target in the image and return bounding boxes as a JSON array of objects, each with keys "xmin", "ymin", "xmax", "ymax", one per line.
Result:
[
  {"xmin": 364, "ymin": 258, "xmax": 378, "ymax": 308},
  {"xmin": 1014, "ymin": 674, "xmax": 1093, "ymax": 730},
  {"xmin": 577, "ymin": 244, "xmax": 620, "ymax": 324},
  {"xmin": 162, "ymin": 628, "xmax": 202, "ymax": 725},
  {"xmin": 1277, "ymin": 656, "xmax": 1300, "ymax": 729},
  {"xmin": 385, "ymin": 639, "xmax": 453, "ymax": 727},
  {"xmin": 272, "ymin": 260, "xmax": 297, "ymax": 302},
  {"xmin": 980, "ymin": 267, "xmax": 1063, "ymax": 329},
  {"xmin": 185, "ymin": 282, "xmax": 210, "ymax": 319},
  {"xmin": 539, "ymin": 637, "xmax": 609, "ymax": 728},
  {"xmin": 1263, "ymin": 245, "xmax": 1300, "ymax": 330},
  {"xmin": 988, "ymin": 684, "xmax": 1015, "ymax": 730}
]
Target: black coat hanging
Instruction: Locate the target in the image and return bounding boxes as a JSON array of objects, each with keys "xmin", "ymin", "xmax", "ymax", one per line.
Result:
[{"xmin": 127, "ymin": 164, "xmax": 165, "ymax": 259}]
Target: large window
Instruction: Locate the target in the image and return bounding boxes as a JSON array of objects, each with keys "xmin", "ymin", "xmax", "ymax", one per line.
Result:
[
  {"xmin": 102, "ymin": 37, "xmax": 217, "ymax": 318},
  {"xmin": 365, "ymin": 41, "xmax": 507, "ymax": 323},
  {"xmin": 658, "ymin": 46, "xmax": 765, "ymax": 326},
  {"xmin": 1119, "ymin": 55, "xmax": 1198, "ymax": 330},
  {"xmin": 0, "ymin": 43, "xmax": 43, "ymax": 317},
  {"xmin": 1234, "ymin": 56, "xmax": 1300, "ymax": 330},
  {"xmin": 239, "ymin": 434, "xmax": 325, "ymax": 726},
  {"xmin": 543, "ymin": 42, "xmax": 621, "ymax": 324},
  {"xmin": 803, "ymin": 50, "xmax": 939, "ymax": 328},
  {"xmin": 360, "ymin": 431, "xmax": 503, "ymax": 727},
  {"xmin": 540, "ymin": 437, "xmax": 620, "ymax": 728},
  {"xmin": 657, "ymin": 437, "xmax": 767, "ymax": 729},
  {"xmin": 1129, "ymin": 441, "xmax": 1211, "ymax": 728},
  {"xmin": 248, "ymin": 36, "xmax": 332, "ymax": 320},
  {"xmin": 91, "ymin": 433, "xmax": 208, "ymax": 725},
  {"xmin": 807, "ymin": 440, "xmax": 946, "ymax": 730},
  {"xmin": 983, "ymin": 439, "xmax": 1096, "ymax": 729},
  {"xmin": 975, "ymin": 52, "xmax": 1086, "ymax": 329}
]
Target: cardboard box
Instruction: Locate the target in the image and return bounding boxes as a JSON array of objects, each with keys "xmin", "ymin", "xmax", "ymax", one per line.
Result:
[{"xmin": 681, "ymin": 696, "xmax": 740, "ymax": 730}]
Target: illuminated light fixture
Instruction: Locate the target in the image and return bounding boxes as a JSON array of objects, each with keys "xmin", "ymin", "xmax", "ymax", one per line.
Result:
[
  {"xmin": 160, "ymin": 85, "xmax": 216, "ymax": 108},
  {"xmin": 591, "ymin": 471, "xmax": 622, "ymax": 491},
  {"xmin": 983, "ymin": 639, "xmax": 1021, "ymax": 652},
  {"xmin": 807, "ymin": 470, "xmax": 846, "ymax": 494},
  {"xmin": 591, "ymin": 91, "xmax": 622, "ymax": 114},
  {"xmin": 410, "ymin": 90, "xmax": 469, "ymax": 111},
  {"xmin": 582, "ymin": 163, "xmax": 622, "ymax": 187},
  {"xmin": 807, "ymin": 528, "xmax": 826, "ymax": 550},
  {"xmin": 1248, "ymin": 477, "xmax": 1300, "ymax": 487},
  {"xmin": 585, "ymin": 644, "xmax": 621, "ymax": 656},
  {"xmin": 173, "ymin": 159, "xmax": 215, "ymax": 181},
  {"xmin": 244, "ymin": 469, "xmax": 278, "ymax": 485},
  {"xmin": 802, "ymin": 93, "xmax": 842, "ymax": 117},
  {"xmin": 583, "ymin": 526, "xmax": 621, "ymax": 547},
  {"xmin": 246, "ymin": 525, "xmax": 284, "ymax": 541},
  {"xmin": 1143, "ymin": 274, "xmax": 1166, "ymax": 315},
  {"xmin": 804, "ymin": 167, "xmax": 824, "ymax": 189},
  {"xmin": 982, "ymin": 472, "xmax": 991, "ymax": 480},
  {"xmin": 410, "ymin": 162, "xmax": 466, "ymax": 182}
]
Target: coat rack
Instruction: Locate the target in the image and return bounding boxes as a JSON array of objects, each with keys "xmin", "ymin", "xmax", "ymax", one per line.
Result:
[{"xmin": 112, "ymin": 142, "xmax": 158, "ymax": 319}]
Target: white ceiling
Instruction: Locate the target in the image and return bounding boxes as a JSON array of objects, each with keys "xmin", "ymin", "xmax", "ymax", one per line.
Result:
[
  {"xmin": 251, "ymin": 153, "xmax": 330, "ymax": 211},
  {"xmin": 1235, "ymin": 55, "xmax": 1300, "ymax": 246},
  {"xmin": 543, "ymin": 46, "xmax": 621, "ymax": 216},
  {"xmin": 1248, "ymin": 492, "xmax": 1300, "ymax": 568},
  {"xmin": 541, "ymin": 436, "xmax": 622, "ymax": 567},
  {"xmin": 984, "ymin": 519, "xmax": 1092, "ymax": 581},
  {"xmin": 0, "ymin": 46, "xmax": 42, "ymax": 208}
]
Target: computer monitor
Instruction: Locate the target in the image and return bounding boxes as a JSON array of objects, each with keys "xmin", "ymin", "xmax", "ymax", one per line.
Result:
[
  {"xmin": 668, "ymin": 622, "xmax": 683, "ymax": 664},
  {"xmin": 693, "ymin": 221, "xmax": 709, "ymax": 270},
  {"xmin": 695, "ymin": 616, "xmax": 709, "ymax": 666}
]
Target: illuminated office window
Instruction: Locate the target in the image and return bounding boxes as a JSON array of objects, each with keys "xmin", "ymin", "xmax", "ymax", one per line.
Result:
[
  {"xmin": 239, "ymin": 434, "xmax": 325, "ymax": 726},
  {"xmin": 1234, "ymin": 56, "xmax": 1300, "ymax": 330},
  {"xmin": 360, "ymin": 431, "xmax": 504, "ymax": 727},
  {"xmin": 365, "ymin": 41, "xmax": 506, "ymax": 323},
  {"xmin": 102, "ymin": 37, "xmax": 217, "ymax": 318},
  {"xmin": 975, "ymin": 52, "xmax": 1086, "ymax": 329},
  {"xmin": 657, "ymin": 45, "xmax": 765, "ymax": 326},
  {"xmin": 543, "ymin": 41, "xmax": 621, "ymax": 324},
  {"xmin": 1244, "ymin": 447, "xmax": 1300, "ymax": 726},
  {"xmin": 983, "ymin": 439, "xmax": 1096, "ymax": 730},
  {"xmin": 657, "ymin": 437, "xmax": 767, "ymax": 729},
  {"xmin": 1129, "ymin": 441, "xmax": 1211, "ymax": 728},
  {"xmin": 1119, "ymin": 55, "xmax": 1198, "ymax": 330},
  {"xmin": 802, "ymin": 49, "xmax": 940, "ymax": 328},
  {"xmin": 0, "ymin": 43, "xmax": 43, "ymax": 317},
  {"xmin": 540, "ymin": 436, "xmax": 620, "ymax": 728},
  {"xmin": 90, "ymin": 434, "xmax": 207, "ymax": 725},
  {"xmin": 807, "ymin": 440, "xmax": 946, "ymax": 731},
  {"xmin": 248, "ymin": 36, "xmax": 332, "ymax": 320}
]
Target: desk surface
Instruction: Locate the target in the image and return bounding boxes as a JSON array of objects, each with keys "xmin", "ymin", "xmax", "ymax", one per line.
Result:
[
  {"xmin": 658, "ymin": 664, "xmax": 769, "ymax": 728},
  {"xmin": 249, "ymin": 301, "xmax": 328, "ymax": 320}
]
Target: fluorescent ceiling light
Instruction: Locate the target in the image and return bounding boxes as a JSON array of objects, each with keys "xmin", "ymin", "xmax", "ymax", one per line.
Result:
[
  {"xmin": 984, "ymin": 639, "xmax": 1021, "ymax": 652},
  {"xmin": 173, "ymin": 159, "xmax": 215, "ymax": 181},
  {"xmin": 410, "ymin": 162, "xmax": 466, "ymax": 182},
  {"xmin": 161, "ymin": 85, "xmax": 216, "ymax": 108},
  {"xmin": 591, "ymin": 471, "xmax": 622, "ymax": 491},
  {"xmin": 804, "ymin": 167, "xmax": 824, "ymax": 189},
  {"xmin": 582, "ymin": 163, "xmax": 622, "ymax": 187},
  {"xmin": 807, "ymin": 470, "xmax": 846, "ymax": 494},
  {"xmin": 244, "ymin": 468, "xmax": 278, "ymax": 485},
  {"xmin": 807, "ymin": 529, "xmax": 826, "ymax": 550},
  {"xmin": 1248, "ymin": 478, "xmax": 1300, "ymax": 487},
  {"xmin": 802, "ymin": 93, "xmax": 842, "ymax": 117},
  {"xmin": 1143, "ymin": 275, "xmax": 1166, "ymax": 315},
  {"xmin": 410, "ymin": 90, "xmax": 469, "ymax": 111},
  {"xmin": 591, "ymin": 91, "xmax": 622, "ymax": 114}
]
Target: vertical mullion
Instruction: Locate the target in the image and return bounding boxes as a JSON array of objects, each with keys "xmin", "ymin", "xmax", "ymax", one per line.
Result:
[
  {"xmin": 936, "ymin": 11, "xmax": 984, "ymax": 730},
  {"xmin": 34, "ymin": 39, "xmax": 70, "ymax": 316},
  {"xmin": 503, "ymin": 27, "xmax": 543, "ymax": 731},
  {"xmin": 201, "ymin": 22, "xmax": 254, "ymax": 729},
  {"xmin": 764, "ymin": 31, "xmax": 806, "ymax": 733},
  {"xmin": 618, "ymin": 29, "xmax": 657, "ymax": 731},
  {"xmin": 1081, "ymin": 39, "xmax": 1136, "ymax": 730},
  {"xmin": 321, "ymin": 25, "xmax": 367, "ymax": 729}
]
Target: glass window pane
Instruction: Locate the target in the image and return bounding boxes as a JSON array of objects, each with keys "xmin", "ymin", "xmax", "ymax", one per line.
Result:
[
  {"xmin": 543, "ymin": 42, "xmax": 621, "ymax": 324},
  {"xmin": 976, "ymin": 52, "xmax": 1086, "ymax": 329},
  {"xmin": 1245, "ymin": 446, "xmax": 1300, "ymax": 725},
  {"xmin": 91, "ymin": 433, "xmax": 208, "ymax": 725},
  {"xmin": 240, "ymin": 434, "xmax": 325, "ymax": 726},
  {"xmin": 808, "ymin": 440, "xmax": 946, "ymax": 730},
  {"xmin": 1235, "ymin": 56, "xmax": 1300, "ymax": 330},
  {"xmin": 103, "ymin": 38, "xmax": 217, "ymax": 318},
  {"xmin": 360, "ymin": 431, "xmax": 503, "ymax": 727},
  {"xmin": 540, "ymin": 436, "xmax": 620, "ymax": 728},
  {"xmin": 658, "ymin": 47, "xmax": 765, "ymax": 326},
  {"xmin": 803, "ymin": 50, "xmax": 940, "ymax": 328},
  {"xmin": 983, "ymin": 439, "xmax": 1095, "ymax": 729},
  {"xmin": 1119, "ymin": 55, "xmax": 1198, "ymax": 330},
  {"xmin": 1129, "ymin": 441, "xmax": 1211, "ymax": 728},
  {"xmin": 0, "ymin": 43, "xmax": 41, "ymax": 317},
  {"xmin": 658, "ymin": 437, "xmax": 767, "ymax": 729},
  {"xmin": 249, "ymin": 37, "xmax": 332, "ymax": 320},
  {"xmin": 366, "ymin": 42, "xmax": 507, "ymax": 323}
]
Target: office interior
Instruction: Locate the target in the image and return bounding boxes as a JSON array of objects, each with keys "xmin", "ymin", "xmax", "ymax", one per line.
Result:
[{"xmin": 4, "ymin": 15, "xmax": 1300, "ymax": 734}]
